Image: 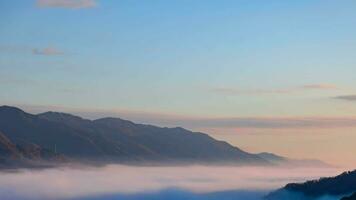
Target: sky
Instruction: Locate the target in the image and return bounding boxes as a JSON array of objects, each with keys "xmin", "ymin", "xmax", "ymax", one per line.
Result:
[{"xmin": 1, "ymin": 0, "xmax": 356, "ymax": 167}]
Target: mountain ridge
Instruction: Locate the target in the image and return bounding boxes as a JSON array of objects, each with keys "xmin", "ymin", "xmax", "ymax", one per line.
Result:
[
  {"xmin": 0, "ymin": 105, "xmax": 332, "ymax": 169},
  {"xmin": 0, "ymin": 105, "xmax": 270, "ymax": 167}
]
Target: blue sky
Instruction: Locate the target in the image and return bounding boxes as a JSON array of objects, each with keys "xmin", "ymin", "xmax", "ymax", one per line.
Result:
[
  {"xmin": 1, "ymin": 0, "xmax": 356, "ymax": 116},
  {"xmin": 1, "ymin": 0, "xmax": 356, "ymax": 165}
]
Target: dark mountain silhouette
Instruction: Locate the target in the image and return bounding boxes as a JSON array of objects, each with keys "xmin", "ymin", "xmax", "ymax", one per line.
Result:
[
  {"xmin": 266, "ymin": 170, "xmax": 356, "ymax": 200},
  {"xmin": 0, "ymin": 105, "xmax": 270, "ymax": 167},
  {"xmin": 341, "ymin": 192, "xmax": 356, "ymax": 200}
]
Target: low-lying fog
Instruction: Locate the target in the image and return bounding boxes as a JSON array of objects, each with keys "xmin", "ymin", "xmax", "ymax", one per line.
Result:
[{"xmin": 0, "ymin": 165, "xmax": 344, "ymax": 200}]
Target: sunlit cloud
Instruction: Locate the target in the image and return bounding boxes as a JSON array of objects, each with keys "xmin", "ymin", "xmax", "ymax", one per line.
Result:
[
  {"xmin": 36, "ymin": 0, "xmax": 97, "ymax": 9},
  {"xmin": 334, "ymin": 95, "xmax": 356, "ymax": 102},
  {"xmin": 32, "ymin": 47, "xmax": 64, "ymax": 56}
]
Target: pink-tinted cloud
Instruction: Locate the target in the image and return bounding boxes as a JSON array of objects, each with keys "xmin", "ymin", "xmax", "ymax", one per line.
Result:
[{"xmin": 36, "ymin": 0, "xmax": 97, "ymax": 9}]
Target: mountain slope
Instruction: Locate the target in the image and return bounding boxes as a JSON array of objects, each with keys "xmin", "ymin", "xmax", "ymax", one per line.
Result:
[
  {"xmin": 0, "ymin": 131, "xmax": 22, "ymax": 160},
  {"xmin": 266, "ymin": 170, "xmax": 356, "ymax": 200},
  {"xmin": 0, "ymin": 130, "xmax": 65, "ymax": 168},
  {"xmin": 0, "ymin": 105, "xmax": 269, "ymax": 166},
  {"xmin": 0, "ymin": 106, "xmax": 108, "ymax": 158}
]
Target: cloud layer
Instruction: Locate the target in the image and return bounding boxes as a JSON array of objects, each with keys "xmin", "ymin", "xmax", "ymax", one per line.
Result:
[
  {"xmin": 0, "ymin": 165, "xmax": 341, "ymax": 199},
  {"xmin": 37, "ymin": 0, "xmax": 97, "ymax": 9}
]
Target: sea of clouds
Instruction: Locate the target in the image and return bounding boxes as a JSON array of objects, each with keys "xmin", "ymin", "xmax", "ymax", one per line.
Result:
[{"xmin": 0, "ymin": 165, "xmax": 344, "ymax": 200}]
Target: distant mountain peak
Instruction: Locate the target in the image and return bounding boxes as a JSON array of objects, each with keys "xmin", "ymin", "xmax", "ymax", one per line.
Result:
[
  {"xmin": 0, "ymin": 105, "xmax": 33, "ymax": 121},
  {"xmin": 94, "ymin": 117, "xmax": 132, "ymax": 123},
  {"xmin": 38, "ymin": 111, "xmax": 89, "ymax": 122},
  {"xmin": 0, "ymin": 105, "xmax": 26, "ymax": 114}
]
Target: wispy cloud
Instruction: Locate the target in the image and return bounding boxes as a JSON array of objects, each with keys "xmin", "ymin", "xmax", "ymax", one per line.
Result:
[
  {"xmin": 0, "ymin": 45, "xmax": 66, "ymax": 56},
  {"xmin": 334, "ymin": 95, "xmax": 356, "ymax": 101},
  {"xmin": 0, "ymin": 76, "xmax": 86, "ymax": 95},
  {"xmin": 14, "ymin": 105, "xmax": 356, "ymax": 130},
  {"xmin": 182, "ymin": 117, "xmax": 356, "ymax": 129},
  {"xmin": 212, "ymin": 83, "xmax": 338, "ymax": 96},
  {"xmin": 0, "ymin": 45, "xmax": 31, "ymax": 54},
  {"xmin": 36, "ymin": 0, "xmax": 97, "ymax": 9},
  {"xmin": 32, "ymin": 47, "xmax": 64, "ymax": 56},
  {"xmin": 121, "ymin": 115, "xmax": 356, "ymax": 130},
  {"xmin": 301, "ymin": 84, "xmax": 338, "ymax": 90},
  {"xmin": 0, "ymin": 76, "xmax": 38, "ymax": 86},
  {"xmin": 212, "ymin": 88, "xmax": 291, "ymax": 95}
]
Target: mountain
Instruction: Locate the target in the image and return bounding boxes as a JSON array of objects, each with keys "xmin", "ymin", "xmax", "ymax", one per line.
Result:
[
  {"xmin": 0, "ymin": 130, "xmax": 65, "ymax": 169},
  {"xmin": 257, "ymin": 152, "xmax": 331, "ymax": 168},
  {"xmin": 0, "ymin": 105, "xmax": 269, "ymax": 167},
  {"xmin": 0, "ymin": 131, "xmax": 22, "ymax": 161},
  {"xmin": 266, "ymin": 170, "xmax": 356, "ymax": 200}
]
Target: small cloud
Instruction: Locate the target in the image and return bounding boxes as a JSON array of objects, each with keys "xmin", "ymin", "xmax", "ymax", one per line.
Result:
[
  {"xmin": 334, "ymin": 95, "xmax": 356, "ymax": 101},
  {"xmin": 302, "ymin": 84, "xmax": 338, "ymax": 90},
  {"xmin": 32, "ymin": 47, "xmax": 64, "ymax": 56},
  {"xmin": 36, "ymin": 0, "xmax": 97, "ymax": 9}
]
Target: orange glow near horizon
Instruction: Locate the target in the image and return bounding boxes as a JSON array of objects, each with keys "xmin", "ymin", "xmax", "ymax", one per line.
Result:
[{"xmin": 203, "ymin": 127, "xmax": 356, "ymax": 168}]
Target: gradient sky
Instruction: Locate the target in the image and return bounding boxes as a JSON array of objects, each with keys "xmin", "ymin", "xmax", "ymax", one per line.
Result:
[{"xmin": 1, "ymin": 0, "xmax": 356, "ymax": 167}]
